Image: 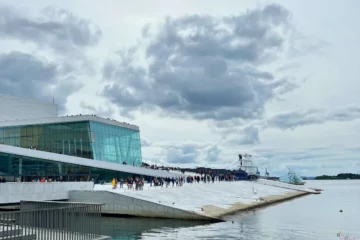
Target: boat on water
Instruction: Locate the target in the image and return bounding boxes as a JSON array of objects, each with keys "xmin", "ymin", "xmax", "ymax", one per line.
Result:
[
  {"xmin": 237, "ymin": 154, "xmax": 260, "ymax": 180},
  {"xmin": 279, "ymin": 169, "xmax": 305, "ymax": 185},
  {"xmin": 310, "ymin": 187, "xmax": 323, "ymax": 192},
  {"xmin": 236, "ymin": 154, "xmax": 307, "ymax": 185}
]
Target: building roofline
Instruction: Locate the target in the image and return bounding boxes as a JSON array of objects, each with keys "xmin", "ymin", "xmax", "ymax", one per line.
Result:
[
  {"xmin": 0, "ymin": 144, "xmax": 182, "ymax": 178},
  {"xmin": 0, "ymin": 94, "xmax": 57, "ymax": 107},
  {"xmin": 0, "ymin": 114, "xmax": 139, "ymax": 131}
]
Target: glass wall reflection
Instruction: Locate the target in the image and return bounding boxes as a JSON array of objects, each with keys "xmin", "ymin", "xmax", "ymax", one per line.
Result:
[
  {"xmin": 0, "ymin": 120, "xmax": 143, "ymax": 166},
  {"xmin": 0, "ymin": 122, "xmax": 93, "ymax": 158},
  {"xmin": 90, "ymin": 121, "xmax": 142, "ymax": 166},
  {"xmin": 0, "ymin": 151, "xmax": 139, "ymax": 181}
]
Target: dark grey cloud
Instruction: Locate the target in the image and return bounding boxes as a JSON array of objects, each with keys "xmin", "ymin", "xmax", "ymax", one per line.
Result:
[
  {"xmin": 0, "ymin": 6, "xmax": 101, "ymax": 53},
  {"xmin": 0, "ymin": 6, "xmax": 102, "ymax": 112},
  {"xmin": 102, "ymin": 4, "xmax": 298, "ymax": 121},
  {"xmin": 0, "ymin": 51, "xmax": 82, "ymax": 111}
]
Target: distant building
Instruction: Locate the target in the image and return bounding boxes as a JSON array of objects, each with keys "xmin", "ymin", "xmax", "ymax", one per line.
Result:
[{"xmin": 0, "ymin": 95, "xmax": 177, "ymax": 181}]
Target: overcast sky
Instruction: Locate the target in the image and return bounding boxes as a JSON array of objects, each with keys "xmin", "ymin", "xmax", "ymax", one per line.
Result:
[{"xmin": 1, "ymin": 0, "xmax": 359, "ymax": 176}]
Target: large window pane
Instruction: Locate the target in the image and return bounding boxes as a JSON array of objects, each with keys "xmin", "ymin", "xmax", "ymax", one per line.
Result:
[
  {"xmin": 4, "ymin": 128, "xmax": 10, "ymax": 137},
  {"xmin": 89, "ymin": 121, "xmax": 142, "ymax": 166},
  {"xmin": 26, "ymin": 126, "xmax": 33, "ymax": 136},
  {"xmin": 20, "ymin": 128, "xmax": 27, "ymax": 137}
]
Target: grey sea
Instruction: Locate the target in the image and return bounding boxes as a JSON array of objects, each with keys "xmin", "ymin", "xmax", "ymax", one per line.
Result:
[{"xmin": 101, "ymin": 180, "xmax": 360, "ymax": 240}]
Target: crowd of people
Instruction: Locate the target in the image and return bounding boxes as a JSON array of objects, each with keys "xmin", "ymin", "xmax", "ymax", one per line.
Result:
[
  {"xmin": 143, "ymin": 164, "xmax": 240, "ymax": 178},
  {"xmin": 185, "ymin": 173, "xmax": 236, "ymax": 183},
  {"xmin": 149, "ymin": 173, "xmax": 237, "ymax": 187},
  {"xmin": 147, "ymin": 164, "xmax": 181, "ymax": 172},
  {"xmin": 151, "ymin": 177, "xmax": 185, "ymax": 187},
  {"xmin": 111, "ymin": 177, "xmax": 145, "ymax": 191},
  {"xmin": 107, "ymin": 171, "xmax": 238, "ymax": 192}
]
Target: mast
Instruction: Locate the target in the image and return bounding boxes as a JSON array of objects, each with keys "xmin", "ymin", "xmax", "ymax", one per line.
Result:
[{"xmin": 238, "ymin": 153, "xmax": 258, "ymax": 175}]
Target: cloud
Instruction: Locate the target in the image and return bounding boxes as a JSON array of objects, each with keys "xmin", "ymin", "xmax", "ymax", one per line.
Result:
[
  {"xmin": 266, "ymin": 105, "xmax": 360, "ymax": 130},
  {"xmin": 140, "ymin": 138, "xmax": 152, "ymax": 147},
  {"xmin": 250, "ymin": 146, "xmax": 360, "ymax": 176},
  {"xmin": 102, "ymin": 4, "xmax": 299, "ymax": 121},
  {"xmin": 165, "ymin": 144, "xmax": 199, "ymax": 164},
  {"xmin": 220, "ymin": 104, "xmax": 360, "ymax": 146},
  {"xmin": 276, "ymin": 62, "xmax": 301, "ymax": 72},
  {"xmin": 151, "ymin": 142, "xmax": 222, "ymax": 164},
  {"xmin": 0, "ymin": 6, "xmax": 103, "ymax": 112},
  {"xmin": 0, "ymin": 5, "xmax": 101, "ymax": 53},
  {"xmin": 0, "ymin": 51, "xmax": 82, "ymax": 111},
  {"xmin": 143, "ymin": 140, "xmax": 360, "ymax": 175},
  {"xmin": 204, "ymin": 144, "xmax": 222, "ymax": 163},
  {"xmin": 142, "ymin": 139, "xmax": 360, "ymax": 176},
  {"xmin": 79, "ymin": 102, "xmax": 116, "ymax": 119},
  {"xmin": 225, "ymin": 126, "xmax": 260, "ymax": 146}
]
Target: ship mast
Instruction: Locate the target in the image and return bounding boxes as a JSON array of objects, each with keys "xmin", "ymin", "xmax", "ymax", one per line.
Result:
[
  {"xmin": 238, "ymin": 153, "xmax": 258, "ymax": 175},
  {"xmin": 265, "ymin": 168, "xmax": 269, "ymax": 177}
]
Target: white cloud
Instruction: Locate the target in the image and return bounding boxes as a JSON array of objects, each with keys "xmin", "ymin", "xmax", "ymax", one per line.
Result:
[{"xmin": 1, "ymin": 0, "xmax": 360, "ymax": 176}]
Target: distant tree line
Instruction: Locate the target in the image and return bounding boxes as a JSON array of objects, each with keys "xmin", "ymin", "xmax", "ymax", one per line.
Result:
[{"xmin": 315, "ymin": 173, "xmax": 360, "ymax": 180}]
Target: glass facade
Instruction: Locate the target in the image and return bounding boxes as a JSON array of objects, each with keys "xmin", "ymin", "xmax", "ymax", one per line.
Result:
[
  {"xmin": 0, "ymin": 151, "xmax": 140, "ymax": 182},
  {"xmin": 0, "ymin": 122, "xmax": 93, "ymax": 158},
  {"xmin": 89, "ymin": 121, "xmax": 142, "ymax": 166},
  {"xmin": 0, "ymin": 120, "xmax": 142, "ymax": 166}
]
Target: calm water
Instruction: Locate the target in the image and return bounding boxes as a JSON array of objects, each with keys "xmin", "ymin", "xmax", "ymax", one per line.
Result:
[{"xmin": 101, "ymin": 180, "xmax": 360, "ymax": 240}]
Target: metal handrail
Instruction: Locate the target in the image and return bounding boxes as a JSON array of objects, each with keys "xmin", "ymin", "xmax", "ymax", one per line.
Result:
[{"xmin": 0, "ymin": 201, "xmax": 105, "ymax": 239}]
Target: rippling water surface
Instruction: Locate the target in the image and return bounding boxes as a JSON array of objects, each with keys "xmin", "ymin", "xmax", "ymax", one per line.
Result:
[{"xmin": 101, "ymin": 180, "xmax": 360, "ymax": 240}]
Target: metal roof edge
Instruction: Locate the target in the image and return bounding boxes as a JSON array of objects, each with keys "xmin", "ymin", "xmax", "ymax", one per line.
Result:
[{"xmin": 0, "ymin": 115, "xmax": 139, "ymax": 131}]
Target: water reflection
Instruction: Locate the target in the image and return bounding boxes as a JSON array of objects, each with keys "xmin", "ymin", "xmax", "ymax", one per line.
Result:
[{"xmin": 101, "ymin": 217, "xmax": 213, "ymax": 240}]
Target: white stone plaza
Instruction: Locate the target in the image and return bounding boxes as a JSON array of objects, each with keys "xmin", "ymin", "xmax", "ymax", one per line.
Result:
[{"xmin": 68, "ymin": 179, "xmax": 317, "ymax": 220}]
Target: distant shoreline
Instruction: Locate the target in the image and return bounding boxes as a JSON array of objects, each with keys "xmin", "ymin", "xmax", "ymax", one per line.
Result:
[
  {"xmin": 307, "ymin": 179, "xmax": 360, "ymax": 180},
  {"xmin": 303, "ymin": 173, "xmax": 360, "ymax": 180}
]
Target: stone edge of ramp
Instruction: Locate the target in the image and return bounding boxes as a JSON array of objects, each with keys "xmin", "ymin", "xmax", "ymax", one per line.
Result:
[
  {"xmin": 69, "ymin": 190, "xmax": 221, "ymax": 221},
  {"xmin": 200, "ymin": 191, "xmax": 311, "ymax": 218}
]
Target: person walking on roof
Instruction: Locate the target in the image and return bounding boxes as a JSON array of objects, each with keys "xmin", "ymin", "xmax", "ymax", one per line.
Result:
[{"xmin": 111, "ymin": 178, "xmax": 117, "ymax": 189}]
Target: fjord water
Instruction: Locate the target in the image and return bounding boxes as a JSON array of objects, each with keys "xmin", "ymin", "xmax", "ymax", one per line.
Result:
[{"xmin": 102, "ymin": 180, "xmax": 360, "ymax": 240}]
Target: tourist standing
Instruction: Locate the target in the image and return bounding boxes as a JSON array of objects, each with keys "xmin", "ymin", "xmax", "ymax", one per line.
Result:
[{"xmin": 111, "ymin": 178, "xmax": 117, "ymax": 189}]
